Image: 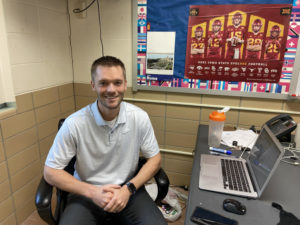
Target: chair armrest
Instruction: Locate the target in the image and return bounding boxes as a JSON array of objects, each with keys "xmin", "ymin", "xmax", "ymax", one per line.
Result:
[
  {"xmin": 138, "ymin": 157, "xmax": 170, "ymax": 204},
  {"xmin": 154, "ymin": 168, "xmax": 169, "ymax": 204},
  {"xmin": 35, "ymin": 177, "xmax": 57, "ymax": 225}
]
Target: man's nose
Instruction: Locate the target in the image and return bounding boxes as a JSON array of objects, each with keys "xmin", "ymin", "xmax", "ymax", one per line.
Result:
[{"xmin": 107, "ymin": 83, "xmax": 116, "ymax": 92}]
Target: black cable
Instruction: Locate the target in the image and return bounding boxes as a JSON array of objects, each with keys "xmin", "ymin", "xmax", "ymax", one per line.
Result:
[
  {"xmin": 72, "ymin": 0, "xmax": 104, "ymax": 56},
  {"xmin": 96, "ymin": 0, "xmax": 104, "ymax": 56},
  {"xmin": 67, "ymin": 0, "xmax": 76, "ymax": 107},
  {"xmin": 73, "ymin": 0, "xmax": 96, "ymax": 13}
]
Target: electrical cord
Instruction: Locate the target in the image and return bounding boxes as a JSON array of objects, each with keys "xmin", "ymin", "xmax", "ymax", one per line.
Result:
[
  {"xmin": 73, "ymin": 0, "xmax": 97, "ymax": 13},
  {"xmin": 96, "ymin": 0, "xmax": 104, "ymax": 56},
  {"xmin": 281, "ymin": 144, "xmax": 300, "ymax": 166},
  {"xmin": 67, "ymin": 0, "xmax": 76, "ymax": 108},
  {"xmin": 72, "ymin": 0, "xmax": 104, "ymax": 56}
]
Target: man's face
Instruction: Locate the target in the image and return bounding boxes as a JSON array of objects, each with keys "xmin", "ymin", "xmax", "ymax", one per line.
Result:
[
  {"xmin": 91, "ymin": 65, "xmax": 127, "ymax": 112},
  {"xmin": 253, "ymin": 24, "xmax": 261, "ymax": 33},
  {"xmin": 213, "ymin": 25, "xmax": 221, "ymax": 33},
  {"xmin": 195, "ymin": 30, "xmax": 203, "ymax": 38},
  {"xmin": 271, "ymin": 31, "xmax": 279, "ymax": 39},
  {"xmin": 233, "ymin": 17, "xmax": 241, "ymax": 26}
]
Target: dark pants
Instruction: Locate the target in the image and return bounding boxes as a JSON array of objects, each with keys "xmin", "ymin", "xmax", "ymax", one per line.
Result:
[{"xmin": 59, "ymin": 186, "xmax": 167, "ymax": 225}]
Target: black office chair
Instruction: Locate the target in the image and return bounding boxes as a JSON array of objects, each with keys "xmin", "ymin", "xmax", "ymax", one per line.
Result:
[{"xmin": 35, "ymin": 119, "xmax": 169, "ymax": 225}]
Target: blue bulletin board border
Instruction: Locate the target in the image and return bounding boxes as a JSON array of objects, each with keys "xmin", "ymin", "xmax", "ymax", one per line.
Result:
[{"xmin": 135, "ymin": 0, "xmax": 300, "ymax": 97}]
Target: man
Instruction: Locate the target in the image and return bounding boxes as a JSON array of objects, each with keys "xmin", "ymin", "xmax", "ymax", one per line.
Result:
[
  {"xmin": 207, "ymin": 19, "xmax": 223, "ymax": 58},
  {"xmin": 44, "ymin": 56, "xmax": 167, "ymax": 225},
  {"xmin": 265, "ymin": 25, "xmax": 282, "ymax": 60},
  {"xmin": 226, "ymin": 12, "xmax": 246, "ymax": 59},
  {"xmin": 246, "ymin": 19, "xmax": 264, "ymax": 59},
  {"xmin": 191, "ymin": 25, "xmax": 205, "ymax": 58}
]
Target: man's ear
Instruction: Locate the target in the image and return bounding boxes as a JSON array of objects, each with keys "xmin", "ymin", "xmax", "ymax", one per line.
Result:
[{"xmin": 91, "ymin": 80, "xmax": 95, "ymax": 91}]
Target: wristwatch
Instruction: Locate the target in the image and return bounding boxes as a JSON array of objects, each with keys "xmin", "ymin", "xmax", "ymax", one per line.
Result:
[{"xmin": 126, "ymin": 182, "xmax": 136, "ymax": 195}]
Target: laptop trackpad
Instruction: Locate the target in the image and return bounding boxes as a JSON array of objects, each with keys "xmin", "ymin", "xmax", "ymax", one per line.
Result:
[{"xmin": 202, "ymin": 165, "xmax": 219, "ymax": 177}]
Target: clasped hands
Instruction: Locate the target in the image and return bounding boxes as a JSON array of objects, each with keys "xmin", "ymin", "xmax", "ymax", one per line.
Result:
[{"xmin": 91, "ymin": 184, "xmax": 131, "ymax": 213}]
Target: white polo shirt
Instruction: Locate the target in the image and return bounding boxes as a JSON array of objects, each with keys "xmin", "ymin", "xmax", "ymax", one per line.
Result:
[{"xmin": 45, "ymin": 101, "xmax": 159, "ymax": 186}]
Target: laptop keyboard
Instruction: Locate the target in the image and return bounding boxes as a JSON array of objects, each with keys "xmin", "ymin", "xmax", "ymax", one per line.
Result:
[{"xmin": 221, "ymin": 159, "xmax": 251, "ymax": 193}]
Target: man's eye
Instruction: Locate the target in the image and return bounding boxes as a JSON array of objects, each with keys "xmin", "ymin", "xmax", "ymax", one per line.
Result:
[
  {"xmin": 99, "ymin": 81, "xmax": 107, "ymax": 86},
  {"xmin": 115, "ymin": 81, "xmax": 123, "ymax": 86}
]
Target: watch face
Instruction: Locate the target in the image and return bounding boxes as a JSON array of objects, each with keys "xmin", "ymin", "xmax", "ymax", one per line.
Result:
[{"xmin": 126, "ymin": 182, "xmax": 136, "ymax": 194}]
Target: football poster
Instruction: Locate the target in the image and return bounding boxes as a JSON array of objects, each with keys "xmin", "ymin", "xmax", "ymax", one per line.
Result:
[{"xmin": 185, "ymin": 4, "xmax": 292, "ymax": 83}]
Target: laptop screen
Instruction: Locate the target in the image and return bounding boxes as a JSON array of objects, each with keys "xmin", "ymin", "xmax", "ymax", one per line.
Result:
[{"xmin": 248, "ymin": 127, "xmax": 282, "ymax": 190}]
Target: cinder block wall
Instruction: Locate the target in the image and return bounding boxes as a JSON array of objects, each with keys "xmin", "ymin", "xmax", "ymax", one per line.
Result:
[{"xmin": 0, "ymin": 84, "xmax": 75, "ymax": 225}]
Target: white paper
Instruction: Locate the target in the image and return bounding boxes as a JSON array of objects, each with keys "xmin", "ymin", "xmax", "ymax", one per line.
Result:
[
  {"xmin": 146, "ymin": 32, "xmax": 176, "ymax": 75},
  {"xmin": 221, "ymin": 129, "xmax": 258, "ymax": 149}
]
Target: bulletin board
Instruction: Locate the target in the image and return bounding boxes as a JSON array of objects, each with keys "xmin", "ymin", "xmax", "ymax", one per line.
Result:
[{"xmin": 132, "ymin": 0, "xmax": 300, "ymax": 99}]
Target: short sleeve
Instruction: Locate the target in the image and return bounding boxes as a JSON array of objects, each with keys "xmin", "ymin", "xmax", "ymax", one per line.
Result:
[
  {"xmin": 140, "ymin": 113, "xmax": 160, "ymax": 158},
  {"xmin": 45, "ymin": 120, "xmax": 77, "ymax": 169}
]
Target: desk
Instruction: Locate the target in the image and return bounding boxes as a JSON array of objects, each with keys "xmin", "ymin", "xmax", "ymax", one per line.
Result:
[{"xmin": 184, "ymin": 125, "xmax": 300, "ymax": 225}]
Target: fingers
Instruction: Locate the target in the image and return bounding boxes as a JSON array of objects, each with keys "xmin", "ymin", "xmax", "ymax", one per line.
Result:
[
  {"xmin": 104, "ymin": 196, "xmax": 119, "ymax": 212},
  {"xmin": 104, "ymin": 198, "xmax": 126, "ymax": 213},
  {"xmin": 113, "ymin": 201, "xmax": 126, "ymax": 213},
  {"xmin": 101, "ymin": 192, "xmax": 113, "ymax": 207},
  {"xmin": 103, "ymin": 187, "xmax": 129, "ymax": 213},
  {"xmin": 102, "ymin": 185, "xmax": 121, "ymax": 193},
  {"xmin": 91, "ymin": 191, "xmax": 113, "ymax": 209},
  {"xmin": 103, "ymin": 184, "xmax": 121, "ymax": 189}
]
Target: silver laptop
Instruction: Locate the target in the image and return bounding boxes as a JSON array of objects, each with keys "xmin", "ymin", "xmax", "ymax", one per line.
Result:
[{"xmin": 199, "ymin": 125, "xmax": 284, "ymax": 198}]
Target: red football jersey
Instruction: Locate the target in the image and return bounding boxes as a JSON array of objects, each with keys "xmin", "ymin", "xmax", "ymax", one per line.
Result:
[
  {"xmin": 265, "ymin": 37, "xmax": 282, "ymax": 60},
  {"xmin": 246, "ymin": 32, "xmax": 264, "ymax": 59},
  {"xmin": 226, "ymin": 25, "xmax": 246, "ymax": 59},
  {"xmin": 191, "ymin": 37, "xmax": 205, "ymax": 58},
  {"xmin": 207, "ymin": 31, "xmax": 222, "ymax": 58}
]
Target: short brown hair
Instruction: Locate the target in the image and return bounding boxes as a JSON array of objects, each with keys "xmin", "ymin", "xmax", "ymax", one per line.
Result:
[{"xmin": 91, "ymin": 56, "xmax": 126, "ymax": 81}]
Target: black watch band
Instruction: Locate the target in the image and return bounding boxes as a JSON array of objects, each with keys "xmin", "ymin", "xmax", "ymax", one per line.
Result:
[{"xmin": 126, "ymin": 182, "xmax": 136, "ymax": 195}]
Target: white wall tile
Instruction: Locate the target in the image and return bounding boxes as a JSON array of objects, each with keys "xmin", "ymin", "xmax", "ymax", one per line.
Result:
[
  {"xmin": 39, "ymin": 7, "xmax": 68, "ymax": 38},
  {"xmin": 124, "ymin": 59, "xmax": 132, "ymax": 87},
  {"xmin": 100, "ymin": 0, "xmax": 131, "ymax": 39},
  {"xmin": 73, "ymin": 59, "xmax": 91, "ymax": 83},
  {"xmin": 11, "ymin": 63, "xmax": 48, "ymax": 94},
  {"xmin": 0, "ymin": 69, "xmax": 5, "ymax": 103},
  {"xmin": 68, "ymin": 31, "xmax": 100, "ymax": 63},
  {"xmin": 14, "ymin": 0, "xmax": 37, "ymax": 5},
  {"xmin": 3, "ymin": 0, "xmax": 39, "ymax": 34},
  {"xmin": 0, "ymin": 41, "xmax": 16, "ymax": 101},
  {"xmin": 0, "ymin": 6, "xmax": 5, "ymax": 38},
  {"xmin": 7, "ymin": 33, "xmax": 42, "ymax": 65},
  {"xmin": 0, "ymin": 0, "xmax": 15, "ymax": 102},
  {"xmin": 37, "ymin": 0, "xmax": 66, "ymax": 13},
  {"xmin": 12, "ymin": 60, "xmax": 73, "ymax": 95},
  {"xmin": 2, "ymin": 0, "xmax": 73, "ymax": 95},
  {"xmin": 40, "ymin": 34, "xmax": 71, "ymax": 62},
  {"xmin": 104, "ymin": 39, "xmax": 131, "ymax": 60},
  {"xmin": 45, "ymin": 59, "xmax": 73, "ymax": 85}
]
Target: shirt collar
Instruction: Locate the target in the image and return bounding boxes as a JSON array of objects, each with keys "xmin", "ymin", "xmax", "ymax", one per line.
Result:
[{"xmin": 90, "ymin": 100, "xmax": 126, "ymax": 126}]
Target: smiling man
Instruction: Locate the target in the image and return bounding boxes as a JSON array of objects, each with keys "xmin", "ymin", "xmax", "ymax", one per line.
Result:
[{"xmin": 43, "ymin": 56, "xmax": 167, "ymax": 225}]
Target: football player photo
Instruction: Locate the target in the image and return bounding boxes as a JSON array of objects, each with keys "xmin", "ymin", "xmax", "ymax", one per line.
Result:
[
  {"xmin": 225, "ymin": 12, "xmax": 246, "ymax": 59},
  {"xmin": 207, "ymin": 19, "xmax": 223, "ymax": 58},
  {"xmin": 191, "ymin": 25, "xmax": 206, "ymax": 58},
  {"xmin": 265, "ymin": 24, "xmax": 282, "ymax": 60},
  {"xmin": 246, "ymin": 18, "xmax": 264, "ymax": 59}
]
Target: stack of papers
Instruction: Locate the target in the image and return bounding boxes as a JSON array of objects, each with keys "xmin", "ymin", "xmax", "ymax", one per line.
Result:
[{"xmin": 221, "ymin": 129, "xmax": 258, "ymax": 149}]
